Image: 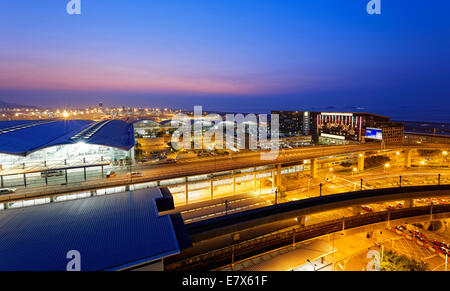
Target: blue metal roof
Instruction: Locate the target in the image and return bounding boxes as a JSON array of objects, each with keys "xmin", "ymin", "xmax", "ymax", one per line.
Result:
[
  {"xmin": 0, "ymin": 120, "xmax": 39, "ymax": 131},
  {"xmin": 0, "ymin": 188, "xmax": 180, "ymax": 271},
  {"xmin": 0, "ymin": 119, "xmax": 135, "ymax": 156}
]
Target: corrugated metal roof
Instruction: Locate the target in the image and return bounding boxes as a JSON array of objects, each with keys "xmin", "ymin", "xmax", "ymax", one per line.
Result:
[
  {"xmin": 0, "ymin": 188, "xmax": 180, "ymax": 271},
  {"xmin": 0, "ymin": 119, "xmax": 135, "ymax": 156}
]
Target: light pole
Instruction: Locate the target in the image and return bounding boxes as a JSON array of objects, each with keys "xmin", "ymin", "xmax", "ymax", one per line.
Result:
[
  {"xmin": 306, "ymin": 259, "xmax": 316, "ymax": 271},
  {"xmin": 352, "ymin": 167, "xmax": 357, "ymax": 178},
  {"xmin": 384, "ymin": 163, "xmax": 390, "ymax": 174}
]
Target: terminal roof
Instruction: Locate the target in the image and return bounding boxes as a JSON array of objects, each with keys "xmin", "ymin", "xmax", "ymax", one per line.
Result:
[{"xmin": 0, "ymin": 187, "xmax": 181, "ymax": 271}]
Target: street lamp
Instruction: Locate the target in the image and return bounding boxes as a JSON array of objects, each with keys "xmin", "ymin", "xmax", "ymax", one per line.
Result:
[
  {"xmin": 384, "ymin": 163, "xmax": 390, "ymax": 174},
  {"xmin": 352, "ymin": 167, "xmax": 357, "ymax": 178},
  {"xmin": 306, "ymin": 259, "xmax": 316, "ymax": 271},
  {"xmin": 420, "ymin": 160, "xmax": 426, "ymax": 168}
]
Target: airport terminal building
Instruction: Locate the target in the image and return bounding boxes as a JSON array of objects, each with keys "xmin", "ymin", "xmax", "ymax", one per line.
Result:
[{"xmin": 0, "ymin": 120, "xmax": 135, "ymax": 171}]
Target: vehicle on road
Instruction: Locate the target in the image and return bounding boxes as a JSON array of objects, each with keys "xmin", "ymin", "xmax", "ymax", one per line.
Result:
[
  {"xmin": 361, "ymin": 205, "xmax": 373, "ymax": 212},
  {"xmin": 0, "ymin": 188, "xmax": 16, "ymax": 194},
  {"xmin": 106, "ymin": 171, "xmax": 116, "ymax": 178},
  {"xmin": 41, "ymin": 170, "xmax": 64, "ymax": 178},
  {"xmin": 386, "ymin": 205, "xmax": 397, "ymax": 210},
  {"xmin": 128, "ymin": 172, "xmax": 144, "ymax": 178}
]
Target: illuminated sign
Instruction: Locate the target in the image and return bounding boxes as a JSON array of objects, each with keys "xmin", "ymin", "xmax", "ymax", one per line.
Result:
[
  {"xmin": 321, "ymin": 113, "xmax": 353, "ymax": 117},
  {"xmin": 320, "ymin": 133, "xmax": 345, "ymax": 140},
  {"xmin": 365, "ymin": 128, "xmax": 383, "ymax": 140}
]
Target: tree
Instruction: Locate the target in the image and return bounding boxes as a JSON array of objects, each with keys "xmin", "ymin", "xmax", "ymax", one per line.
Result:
[{"xmin": 381, "ymin": 250, "xmax": 429, "ymax": 271}]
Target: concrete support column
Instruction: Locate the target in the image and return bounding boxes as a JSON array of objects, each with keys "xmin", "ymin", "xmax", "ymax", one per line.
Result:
[
  {"xmin": 352, "ymin": 206, "xmax": 361, "ymax": 216},
  {"xmin": 210, "ymin": 179, "xmax": 214, "ymax": 200},
  {"xmin": 185, "ymin": 177, "xmax": 189, "ymax": 205},
  {"xmin": 276, "ymin": 164, "xmax": 282, "ymax": 188},
  {"xmin": 405, "ymin": 149, "xmax": 413, "ymax": 168},
  {"xmin": 386, "ymin": 212, "xmax": 391, "ymax": 229},
  {"xmin": 357, "ymin": 153, "xmax": 365, "ymax": 172},
  {"xmin": 404, "ymin": 199, "xmax": 414, "ymax": 208},
  {"xmin": 129, "ymin": 146, "xmax": 136, "ymax": 164},
  {"xmin": 254, "ymin": 168, "xmax": 257, "ymax": 192},
  {"xmin": 233, "ymin": 175, "xmax": 236, "ymax": 195},
  {"xmin": 311, "ymin": 159, "xmax": 318, "ymax": 179},
  {"xmin": 297, "ymin": 216, "xmax": 306, "ymax": 227},
  {"xmin": 272, "ymin": 169, "xmax": 276, "ymax": 188}
]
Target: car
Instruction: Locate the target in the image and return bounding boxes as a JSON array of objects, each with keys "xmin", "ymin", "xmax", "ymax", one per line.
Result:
[
  {"xmin": 106, "ymin": 171, "xmax": 116, "ymax": 178},
  {"xmin": 433, "ymin": 241, "xmax": 447, "ymax": 248},
  {"xmin": 0, "ymin": 188, "xmax": 16, "ymax": 194},
  {"xmin": 386, "ymin": 205, "xmax": 397, "ymax": 211},
  {"xmin": 361, "ymin": 205, "xmax": 374, "ymax": 212},
  {"xmin": 41, "ymin": 170, "xmax": 64, "ymax": 177},
  {"xmin": 396, "ymin": 225, "xmax": 407, "ymax": 232},
  {"xmin": 165, "ymin": 159, "xmax": 177, "ymax": 164},
  {"xmin": 128, "ymin": 172, "xmax": 143, "ymax": 178}
]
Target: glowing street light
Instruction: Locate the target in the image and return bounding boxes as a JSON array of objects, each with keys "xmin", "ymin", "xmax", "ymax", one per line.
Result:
[
  {"xmin": 384, "ymin": 163, "xmax": 390, "ymax": 173},
  {"xmin": 441, "ymin": 151, "xmax": 448, "ymax": 163},
  {"xmin": 420, "ymin": 160, "xmax": 426, "ymax": 168},
  {"xmin": 352, "ymin": 167, "xmax": 357, "ymax": 178}
]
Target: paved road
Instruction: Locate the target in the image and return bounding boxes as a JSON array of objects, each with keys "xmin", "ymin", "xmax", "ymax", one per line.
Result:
[
  {"xmin": 1, "ymin": 144, "xmax": 383, "ymax": 198},
  {"xmin": 2, "ymin": 143, "xmax": 449, "ymax": 202}
]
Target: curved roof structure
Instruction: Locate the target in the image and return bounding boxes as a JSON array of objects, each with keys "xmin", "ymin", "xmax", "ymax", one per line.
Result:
[
  {"xmin": 133, "ymin": 119, "xmax": 161, "ymax": 127},
  {"xmin": 0, "ymin": 120, "xmax": 135, "ymax": 156},
  {"xmin": 0, "ymin": 187, "xmax": 183, "ymax": 271},
  {"xmin": 160, "ymin": 119, "xmax": 218, "ymax": 128}
]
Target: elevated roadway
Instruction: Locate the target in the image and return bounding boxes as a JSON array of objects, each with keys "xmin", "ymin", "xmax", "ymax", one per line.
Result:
[
  {"xmin": 166, "ymin": 185, "xmax": 450, "ymax": 270},
  {"xmin": 187, "ymin": 184, "xmax": 450, "ymax": 242},
  {"xmin": 2, "ymin": 143, "xmax": 449, "ymax": 201}
]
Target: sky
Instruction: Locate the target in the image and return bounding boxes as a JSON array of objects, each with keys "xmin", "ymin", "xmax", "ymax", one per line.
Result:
[{"xmin": 0, "ymin": 0, "xmax": 449, "ymax": 119}]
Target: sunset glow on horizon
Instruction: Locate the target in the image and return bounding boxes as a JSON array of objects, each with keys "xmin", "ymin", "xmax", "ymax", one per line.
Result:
[{"xmin": 0, "ymin": 0, "xmax": 449, "ymax": 111}]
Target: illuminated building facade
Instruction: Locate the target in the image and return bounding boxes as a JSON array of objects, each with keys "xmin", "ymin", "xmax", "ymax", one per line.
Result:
[{"xmin": 0, "ymin": 120, "xmax": 135, "ymax": 171}]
